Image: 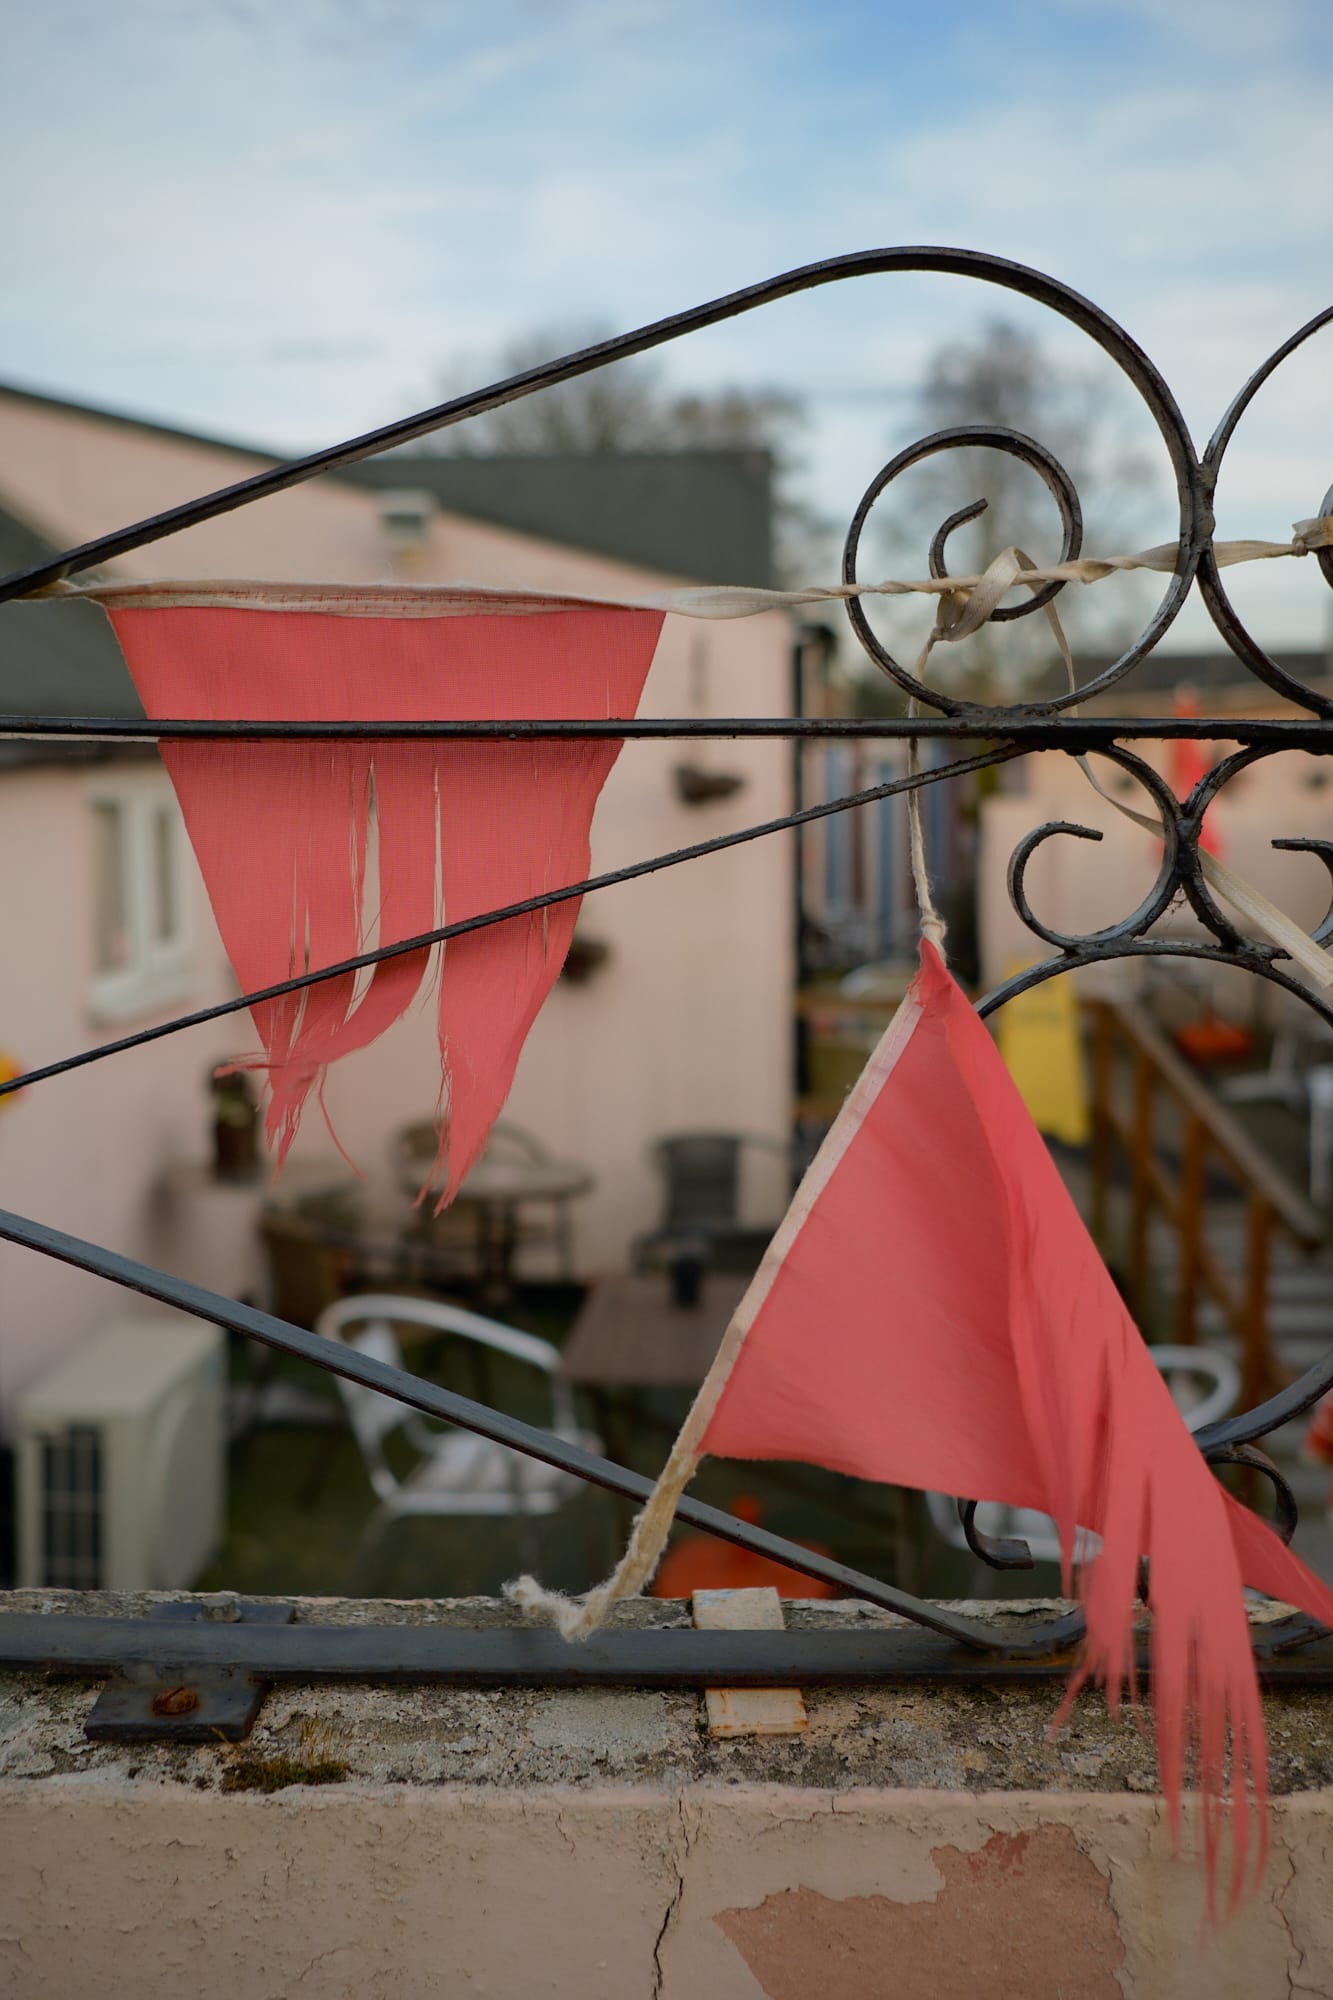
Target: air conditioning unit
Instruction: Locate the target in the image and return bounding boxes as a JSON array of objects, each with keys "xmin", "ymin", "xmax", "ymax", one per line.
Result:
[{"xmin": 16, "ymin": 1313, "xmax": 225, "ymax": 1591}]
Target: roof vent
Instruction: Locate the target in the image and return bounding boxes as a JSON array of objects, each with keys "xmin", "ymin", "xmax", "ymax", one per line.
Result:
[{"xmin": 376, "ymin": 488, "xmax": 436, "ymax": 559}]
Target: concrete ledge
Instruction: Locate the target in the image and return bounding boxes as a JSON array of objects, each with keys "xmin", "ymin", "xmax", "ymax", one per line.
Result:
[{"xmin": 3, "ymin": 1593, "xmax": 1332, "ymax": 1996}]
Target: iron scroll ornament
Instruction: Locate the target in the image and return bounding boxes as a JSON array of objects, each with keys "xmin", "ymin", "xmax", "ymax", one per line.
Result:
[
  {"xmin": 811, "ymin": 272, "xmax": 1332, "ymax": 1577},
  {"xmin": 841, "ymin": 424, "xmax": 1086, "ymax": 709},
  {"xmin": 0, "ymin": 244, "xmax": 1207, "ymax": 613},
  {"xmin": 0, "ymin": 246, "xmax": 1329, "ymax": 1654},
  {"xmin": 962, "ymin": 749, "xmax": 1333, "ymax": 1569}
]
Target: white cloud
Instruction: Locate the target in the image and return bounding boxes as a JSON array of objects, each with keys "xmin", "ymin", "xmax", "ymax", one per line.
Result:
[{"xmin": 0, "ymin": 0, "xmax": 1327, "ymax": 643}]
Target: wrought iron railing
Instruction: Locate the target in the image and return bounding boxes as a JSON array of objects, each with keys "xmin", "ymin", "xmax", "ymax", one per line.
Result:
[{"xmin": 2, "ymin": 247, "xmax": 1333, "ymax": 1721}]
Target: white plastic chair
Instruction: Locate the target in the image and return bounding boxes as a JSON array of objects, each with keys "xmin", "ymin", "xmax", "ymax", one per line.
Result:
[
  {"xmin": 925, "ymin": 1345, "xmax": 1241, "ymax": 1568},
  {"xmin": 316, "ymin": 1293, "xmax": 599, "ymax": 1586}
]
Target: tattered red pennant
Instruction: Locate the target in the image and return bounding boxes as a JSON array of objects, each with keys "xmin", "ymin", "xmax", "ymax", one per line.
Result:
[
  {"xmin": 108, "ymin": 599, "xmax": 663, "ymax": 1199},
  {"xmin": 515, "ymin": 943, "xmax": 1333, "ymax": 1907}
]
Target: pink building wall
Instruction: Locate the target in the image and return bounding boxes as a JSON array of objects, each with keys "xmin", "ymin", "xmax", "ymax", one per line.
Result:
[
  {"xmin": 0, "ymin": 762, "xmax": 235, "ymax": 1420},
  {"xmin": 0, "ymin": 391, "xmax": 793, "ymax": 1424}
]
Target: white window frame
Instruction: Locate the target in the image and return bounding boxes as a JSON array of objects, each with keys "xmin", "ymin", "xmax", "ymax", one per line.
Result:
[{"xmin": 87, "ymin": 771, "xmax": 194, "ymax": 1023}]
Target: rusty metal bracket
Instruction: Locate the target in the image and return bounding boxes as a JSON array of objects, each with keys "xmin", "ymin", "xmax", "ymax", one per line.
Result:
[{"xmin": 83, "ymin": 1598, "xmax": 294, "ymax": 1745}]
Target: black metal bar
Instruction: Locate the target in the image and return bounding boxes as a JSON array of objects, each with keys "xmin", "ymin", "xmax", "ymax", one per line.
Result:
[
  {"xmin": 0, "ymin": 1202, "xmax": 1086, "ymax": 1658},
  {"xmin": 0, "ymin": 246, "xmax": 1197, "ymax": 605},
  {"xmin": 1198, "ymin": 306, "xmax": 1333, "ymax": 711},
  {"xmin": 5, "ymin": 714, "xmax": 1333, "ymax": 745},
  {"xmin": 0, "ymin": 744, "xmax": 1021, "ymax": 1105},
  {"xmin": 9, "ymin": 1611, "xmax": 1333, "ymax": 1685},
  {"xmin": 0, "ymin": 1614, "xmax": 1081, "ymax": 1683}
]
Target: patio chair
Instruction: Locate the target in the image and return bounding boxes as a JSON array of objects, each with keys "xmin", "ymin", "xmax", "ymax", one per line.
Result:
[
  {"xmin": 631, "ymin": 1131, "xmax": 788, "ymax": 1275},
  {"xmin": 925, "ymin": 1345, "xmax": 1240, "ymax": 1568},
  {"xmin": 259, "ymin": 1208, "xmax": 356, "ymax": 1330},
  {"xmin": 234, "ymin": 1210, "xmax": 358, "ymax": 1440},
  {"xmin": 315, "ymin": 1292, "xmax": 600, "ymax": 1589}
]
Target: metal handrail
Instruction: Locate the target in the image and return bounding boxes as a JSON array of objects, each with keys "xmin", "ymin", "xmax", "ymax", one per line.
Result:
[{"xmin": 1088, "ymin": 999, "xmax": 1326, "ymax": 1408}]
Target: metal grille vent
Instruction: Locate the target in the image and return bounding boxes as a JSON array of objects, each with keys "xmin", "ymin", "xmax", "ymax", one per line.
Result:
[{"xmin": 40, "ymin": 1426, "xmax": 103, "ymax": 1589}]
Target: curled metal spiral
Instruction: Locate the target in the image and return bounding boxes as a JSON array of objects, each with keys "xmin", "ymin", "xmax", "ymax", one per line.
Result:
[
  {"xmin": 1000, "ymin": 744, "xmax": 1333, "ymax": 974},
  {"xmin": 1005, "ymin": 745, "xmax": 1184, "ymax": 952},
  {"xmin": 959, "ymin": 1498, "xmax": 1036, "ymax": 1570},
  {"xmin": 1202, "ymin": 1443, "xmax": 1299, "ymax": 1546},
  {"xmin": 841, "ymin": 426, "xmax": 1084, "ymax": 712}
]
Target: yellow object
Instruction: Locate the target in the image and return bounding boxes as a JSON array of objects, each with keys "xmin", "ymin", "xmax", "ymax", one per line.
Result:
[
  {"xmin": 0, "ymin": 1052, "xmax": 22, "ymax": 1111},
  {"xmin": 996, "ymin": 962, "xmax": 1090, "ymax": 1146}
]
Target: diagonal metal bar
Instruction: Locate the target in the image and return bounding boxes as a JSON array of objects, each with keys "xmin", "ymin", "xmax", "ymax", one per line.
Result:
[
  {"xmin": 0, "ymin": 743, "xmax": 1022, "ymax": 1104},
  {"xmin": 0, "ymin": 246, "xmax": 1194, "ymax": 605},
  {"xmin": 0, "ymin": 1203, "xmax": 1084, "ymax": 1660}
]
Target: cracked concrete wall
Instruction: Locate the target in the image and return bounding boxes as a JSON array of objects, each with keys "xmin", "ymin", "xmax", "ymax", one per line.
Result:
[{"xmin": 4, "ymin": 1593, "xmax": 1333, "ymax": 1997}]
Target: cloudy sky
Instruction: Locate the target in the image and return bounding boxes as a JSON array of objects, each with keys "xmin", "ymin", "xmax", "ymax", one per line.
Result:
[{"xmin": 1, "ymin": 0, "xmax": 1329, "ymax": 648}]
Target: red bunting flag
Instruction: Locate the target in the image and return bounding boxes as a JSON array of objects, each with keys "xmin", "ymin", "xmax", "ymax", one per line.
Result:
[
  {"xmin": 1168, "ymin": 688, "xmax": 1225, "ymax": 859},
  {"xmin": 107, "ymin": 593, "xmax": 663, "ymax": 1200},
  {"xmin": 514, "ymin": 942, "xmax": 1333, "ymax": 1904}
]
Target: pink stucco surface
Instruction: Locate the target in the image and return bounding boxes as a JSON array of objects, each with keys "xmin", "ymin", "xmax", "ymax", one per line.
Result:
[{"xmin": 2, "ymin": 1780, "xmax": 1330, "ymax": 1997}]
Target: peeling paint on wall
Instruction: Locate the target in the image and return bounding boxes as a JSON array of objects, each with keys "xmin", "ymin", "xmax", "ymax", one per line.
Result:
[{"xmin": 714, "ymin": 1826, "xmax": 1126, "ymax": 2000}]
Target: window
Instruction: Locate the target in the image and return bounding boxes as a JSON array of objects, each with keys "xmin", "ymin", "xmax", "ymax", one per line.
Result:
[
  {"xmin": 87, "ymin": 774, "xmax": 193, "ymax": 1021},
  {"xmin": 821, "ymin": 748, "xmax": 852, "ymax": 918}
]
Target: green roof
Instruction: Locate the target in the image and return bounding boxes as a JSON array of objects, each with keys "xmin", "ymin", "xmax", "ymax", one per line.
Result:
[
  {"xmin": 0, "ymin": 383, "xmax": 775, "ymax": 734},
  {"xmin": 339, "ymin": 450, "xmax": 774, "ymax": 588},
  {"xmin": 0, "ymin": 501, "xmax": 145, "ymax": 755}
]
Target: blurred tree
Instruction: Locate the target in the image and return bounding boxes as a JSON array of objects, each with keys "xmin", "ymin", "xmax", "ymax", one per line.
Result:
[
  {"xmin": 419, "ymin": 325, "xmax": 831, "ymax": 585},
  {"xmin": 864, "ymin": 318, "xmax": 1160, "ymax": 703}
]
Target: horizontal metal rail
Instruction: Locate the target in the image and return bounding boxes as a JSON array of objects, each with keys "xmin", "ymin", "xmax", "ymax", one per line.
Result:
[
  {"xmin": 6, "ymin": 1612, "xmax": 1331, "ymax": 1684},
  {"xmin": 4, "ymin": 714, "xmax": 1333, "ymax": 744},
  {"xmin": 0, "ymin": 743, "xmax": 1020, "ymax": 1106}
]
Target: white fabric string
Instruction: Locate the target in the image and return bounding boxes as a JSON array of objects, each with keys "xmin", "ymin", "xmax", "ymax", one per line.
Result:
[
  {"xmin": 29, "ymin": 515, "xmax": 1333, "ymax": 619},
  {"xmin": 905, "ymin": 710, "xmax": 946, "ymax": 957},
  {"xmin": 894, "ymin": 537, "xmax": 1055, "ymax": 959},
  {"xmin": 41, "ymin": 515, "xmax": 1333, "ymax": 985},
  {"xmin": 36, "ymin": 515, "xmax": 1333, "ymax": 987}
]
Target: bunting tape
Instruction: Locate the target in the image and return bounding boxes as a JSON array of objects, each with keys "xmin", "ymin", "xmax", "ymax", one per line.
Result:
[{"xmin": 28, "ymin": 515, "xmax": 1333, "ymax": 620}]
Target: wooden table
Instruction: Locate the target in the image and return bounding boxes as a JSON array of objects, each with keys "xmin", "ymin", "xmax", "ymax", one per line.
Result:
[
  {"xmin": 453, "ymin": 1153, "xmax": 594, "ymax": 1300},
  {"xmin": 560, "ymin": 1271, "xmax": 751, "ymax": 1390},
  {"xmin": 262, "ymin": 1152, "xmax": 594, "ymax": 1303}
]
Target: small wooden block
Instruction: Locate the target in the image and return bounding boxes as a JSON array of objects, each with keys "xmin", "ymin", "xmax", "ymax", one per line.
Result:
[{"xmin": 691, "ymin": 1587, "xmax": 808, "ymax": 1738}]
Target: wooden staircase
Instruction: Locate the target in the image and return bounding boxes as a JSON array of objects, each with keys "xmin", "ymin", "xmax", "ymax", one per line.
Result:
[
  {"xmin": 1086, "ymin": 1000, "xmax": 1329, "ymax": 1410},
  {"xmin": 1085, "ymin": 999, "xmax": 1333, "ymax": 1574}
]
